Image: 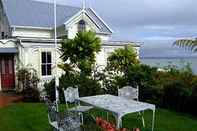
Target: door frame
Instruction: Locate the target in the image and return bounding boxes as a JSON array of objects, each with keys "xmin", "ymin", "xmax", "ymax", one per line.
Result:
[{"xmin": 0, "ymin": 54, "xmax": 16, "ymax": 91}]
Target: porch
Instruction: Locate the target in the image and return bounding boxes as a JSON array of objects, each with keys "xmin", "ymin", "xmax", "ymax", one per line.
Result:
[{"xmin": 0, "ymin": 39, "xmax": 18, "ymax": 91}]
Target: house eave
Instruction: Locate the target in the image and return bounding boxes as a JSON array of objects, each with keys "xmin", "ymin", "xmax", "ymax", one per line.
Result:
[
  {"xmin": 17, "ymin": 37, "xmax": 61, "ymax": 43},
  {"xmin": 11, "ymin": 25, "xmax": 52, "ymax": 30}
]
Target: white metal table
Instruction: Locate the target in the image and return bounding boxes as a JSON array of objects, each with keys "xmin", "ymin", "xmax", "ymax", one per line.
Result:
[{"xmin": 79, "ymin": 94, "xmax": 155, "ymax": 131}]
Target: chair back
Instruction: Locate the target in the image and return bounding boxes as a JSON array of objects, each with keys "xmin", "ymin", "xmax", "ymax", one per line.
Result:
[
  {"xmin": 63, "ymin": 87, "xmax": 79, "ymax": 104},
  {"xmin": 118, "ymin": 85, "xmax": 139, "ymax": 101}
]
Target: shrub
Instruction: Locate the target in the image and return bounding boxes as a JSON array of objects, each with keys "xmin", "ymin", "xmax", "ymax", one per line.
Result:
[
  {"xmin": 44, "ymin": 73, "xmax": 103, "ymax": 103},
  {"xmin": 44, "ymin": 79, "xmax": 56, "ymax": 101},
  {"xmin": 22, "ymin": 88, "xmax": 40, "ymax": 102},
  {"xmin": 187, "ymin": 81, "xmax": 197, "ymax": 115},
  {"xmin": 162, "ymin": 80, "xmax": 192, "ymax": 112},
  {"xmin": 77, "ymin": 75, "xmax": 103, "ymax": 97},
  {"xmin": 103, "ymin": 64, "xmax": 158, "ymax": 97},
  {"xmin": 107, "ymin": 45, "xmax": 139, "ymax": 77},
  {"xmin": 60, "ymin": 31, "xmax": 101, "ymax": 76},
  {"xmin": 17, "ymin": 68, "xmax": 40, "ymax": 102},
  {"xmin": 17, "ymin": 68, "xmax": 39, "ymax": 91}
]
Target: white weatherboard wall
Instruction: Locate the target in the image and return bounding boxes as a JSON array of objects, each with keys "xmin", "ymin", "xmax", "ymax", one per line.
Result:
[
  {"xmin": 12, "ymin": 28, "xmax": 53, "ymax": 38},
  {"xmin": 20, "ymin": 42, "xmax": 64, "ymax": 89}
]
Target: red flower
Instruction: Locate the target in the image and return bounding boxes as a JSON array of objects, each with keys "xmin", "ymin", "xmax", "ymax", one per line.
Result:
[
  {"xmin": 118, "ymin": 128, "xmax": 128, "ymax": 131},
  {"xmin": 95, "ymin": 117, "xmax": 132, "ymax": 131},
  {"xmin": 133, "ymin": 128, "xmax": 140, "ymax": 131},
  {"xmin": 96, "ymin": 117, "xmax": 116, "ymax": 131}
]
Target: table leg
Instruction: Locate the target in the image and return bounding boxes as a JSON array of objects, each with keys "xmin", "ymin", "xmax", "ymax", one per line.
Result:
[
  {"xmin": 152, "ymin": 109, "xmax": 155, "ymax": 131},
  {"xmin": 115, "ymin": 115, "xmax": 122, "ymax": 129}
]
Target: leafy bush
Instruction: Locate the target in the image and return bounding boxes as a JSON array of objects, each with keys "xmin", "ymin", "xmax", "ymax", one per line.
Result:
[
  {"xmin": 17, "ymin": 68, "xmax": 39, "ymax": 91},
  {"xmin": 162, "ymin": 80, "xmax": 192, "ymax": 112},
  {"xmin": 103, "ymin": 64, "xmax": 158, "ymax": 96},
  {"xmin": 77, "ymin": 75, "xmax": 103, "ymax": 97},
  {"xmin": 17, "ymin": 68, "xmax": 40, "ymax": 102},
  {"xmin": 107, "ymin": 45, "xmax": 139, "ymax": 76},
  {"xmin": 44, "ymin": 79, "xmax": 56, "ymax": 101},
  {"xmin": 22, "ymin": 88, "xmax": 40, "ymax": 102},
  {"xmin": 60, "ymin": 31, "xmax": 101, "ymax": 76},
  {"xmin": 44, "ymin": 73, "xmax": 103, "ymax": 103},
  {"xmin": 104, "ymin": 58, "xmax": 197, "ymax": 116}
]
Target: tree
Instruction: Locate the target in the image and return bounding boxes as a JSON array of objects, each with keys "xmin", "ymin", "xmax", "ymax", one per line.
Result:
[
  {"xmin": 60, "ymin": 31, "xmax": 101, "ymax": 76},
  {"xmin": 107, "ymin": 45, "xmax": 139, "ymax": 75},
  {"xmin": 173, "ymin": 38, "xmax": 197, "ymax": 52}
]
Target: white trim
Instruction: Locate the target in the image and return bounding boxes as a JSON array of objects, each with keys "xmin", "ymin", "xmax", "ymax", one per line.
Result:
[
  {"xmin": 84, "ymin": 11, "xmax": 101, "ymax": 29},
  {"xmin": 64, "ymin": 10, "xmax": 101, "ymax": 32},
  {"xmin": 89, "ymin": 8, "xmax": 114, "ymax": 33},
  {"xmin": 64, "ymin": 10, "xmax": 83, "ymax": 25},
  {"xmin": 64, "ymin": 9, "xmax": 112, "ymax": 34},
  {"xmin": 11, "ymin": 25, "xmax": 52, "ymax": 30}
]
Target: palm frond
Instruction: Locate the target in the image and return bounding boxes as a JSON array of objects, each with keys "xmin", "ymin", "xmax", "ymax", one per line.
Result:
[{"xmin": 173, "ymin": 39, "xmax": 197, "ymax": 52}]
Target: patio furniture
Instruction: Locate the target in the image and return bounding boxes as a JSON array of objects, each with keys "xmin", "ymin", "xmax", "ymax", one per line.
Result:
[
  {"xmin": 118, "ymin": 86, "xmax": 139, "ymax": 101},
  {"xmin": 45, "ymin": 98, "xmax": 81, "ymax": 131},
  {"xmin": 118, "ymin": 86, "xmax": 145, "ymax": 127},
  {"xmin": 63, "ymin": 87, "xmax": 93, "ymax": 123},
  {"xmin": 78, "ymin": 94, "xmax": 156, "ymax": 131}
]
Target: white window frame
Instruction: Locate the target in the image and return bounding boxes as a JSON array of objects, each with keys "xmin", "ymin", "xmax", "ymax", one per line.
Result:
[{"xmin": 41, "ymin": 51, "xmax": 52, "ymax": 77}]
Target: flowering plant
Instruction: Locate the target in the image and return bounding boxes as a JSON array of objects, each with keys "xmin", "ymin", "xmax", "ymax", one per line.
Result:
[{"xmin": 95, "ymin": 117, "xmax": 131, "ymax": 131}]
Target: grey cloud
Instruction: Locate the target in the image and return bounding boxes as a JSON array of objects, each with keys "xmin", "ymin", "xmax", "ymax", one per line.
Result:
[{"xmin": 35, "ymin": 0, "xmax": 197, "ymax": 57}]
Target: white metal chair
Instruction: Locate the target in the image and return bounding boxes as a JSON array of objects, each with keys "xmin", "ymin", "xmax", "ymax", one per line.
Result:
[
  {"xmin": 63, "ymin": 87, "xmax": 93, "ymax": 124},
  {"xmin": 118, "ymin": 85, "xmax": 139, "ymax": 101},
  {"xmin": 45, "ymin": 98, "xmax": 81, "ymax": 131},
  {"xmin": 118, "ymin": 85, "xmax": 145, "ymax": 127}
]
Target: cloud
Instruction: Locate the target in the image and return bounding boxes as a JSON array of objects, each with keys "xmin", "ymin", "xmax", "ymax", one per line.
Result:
[{"xmin": 35, "ymin": 0, "xmax": 197, "ymax": 57}]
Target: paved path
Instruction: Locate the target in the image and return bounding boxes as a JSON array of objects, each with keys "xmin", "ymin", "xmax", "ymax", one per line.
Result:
[{"xmin": 0, "ymin": 92, "xmax": 23, "ymax": 108}]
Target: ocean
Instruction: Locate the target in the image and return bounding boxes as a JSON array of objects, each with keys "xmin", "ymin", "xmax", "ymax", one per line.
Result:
[{"xmin": 140, "ymin": 57, "xmax": 197, "ymax": 74}]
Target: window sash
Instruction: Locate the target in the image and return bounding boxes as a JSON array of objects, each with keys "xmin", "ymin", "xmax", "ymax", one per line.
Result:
[
  {"xmin": 78, "ymin": 20, "xmax": 86, "ymax": 32},
  {"xmin": 41, "ymin": 52, "xmax": 52, "ymax": 76}
]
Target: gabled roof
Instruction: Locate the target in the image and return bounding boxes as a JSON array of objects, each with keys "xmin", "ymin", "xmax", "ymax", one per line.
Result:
[{"xmin": 1, "ymin": 0, "xmax": 112, "ymax": 34}]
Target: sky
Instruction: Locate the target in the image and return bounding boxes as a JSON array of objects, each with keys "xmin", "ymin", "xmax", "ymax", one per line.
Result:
[{"xmin": 35, "ymin": 0, "xmax": 197, "ymax": 57}]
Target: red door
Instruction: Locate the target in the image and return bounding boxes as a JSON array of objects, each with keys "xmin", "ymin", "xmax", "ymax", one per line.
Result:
[{"xmin": 0, "ymin": 55, "xmax": 15, "ymax": 90}]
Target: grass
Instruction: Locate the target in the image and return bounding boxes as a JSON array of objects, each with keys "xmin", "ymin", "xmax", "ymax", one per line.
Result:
[{"xmin": 0, "ymin": 103, "xmax": 197, "ymax": 131}]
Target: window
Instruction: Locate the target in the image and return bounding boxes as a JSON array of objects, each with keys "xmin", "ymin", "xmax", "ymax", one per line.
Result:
[
  {"xmin": 1, "ymin": 32, "xmax": 4, "ymax": 39},
  {"xmin": 41, "ymin": 52, "xmax": 52, "ymax": 76},
  {"xmin": 78, "ymin": 20, "xmax": 86, "ymax": 32}
]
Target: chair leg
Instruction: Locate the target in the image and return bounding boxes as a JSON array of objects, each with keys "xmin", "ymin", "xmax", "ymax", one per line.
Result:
[
  {"xmin": 107, "ymin": 112, "xmax": 109, "ymax": 121},
  {"xmin": 52, "ymin": 127, "xmax": 59, "ymax": 131},
  {"xmin": 80, "ymin": 113, "xmax": 84, "ymax": 125},
  {"xmin": 138, "ymin": 111, "xmax": 145, "ymax": 127}
]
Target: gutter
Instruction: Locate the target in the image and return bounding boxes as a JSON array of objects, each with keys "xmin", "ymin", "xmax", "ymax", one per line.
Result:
[{"xmin": 11, "ymin": 25, "xmax": 52, "ymax": 30}]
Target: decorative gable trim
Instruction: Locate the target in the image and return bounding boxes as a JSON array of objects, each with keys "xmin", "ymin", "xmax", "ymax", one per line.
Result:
[
  {"xmin": 89, "ymin": 8, "xmax": 113, "ymax": 33},
  {"xmin": 64, "ymin": 9, "xmax": 112, "ymax": 34},
  {"xmin": 64, "ymin": 10, "xmax": 100, "ymax": 30}
]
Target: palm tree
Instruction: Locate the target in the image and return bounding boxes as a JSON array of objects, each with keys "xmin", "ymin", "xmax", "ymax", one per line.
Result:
[
  {"xmin": 173, "ymin": 38, "xmax": 197, "ymax": 52},
  {"xmin": 60, "ymin": 31, "xmax": 101, "ymax": 76}
]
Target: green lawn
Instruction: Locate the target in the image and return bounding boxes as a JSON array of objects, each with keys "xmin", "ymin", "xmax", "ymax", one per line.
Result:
[{"xmin": 0, "ymin": 103, "xmax": 197, "ymax": 131}]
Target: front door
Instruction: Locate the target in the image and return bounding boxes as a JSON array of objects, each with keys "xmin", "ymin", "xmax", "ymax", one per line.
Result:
[{"xmin": 0, "ymin": 55, "xmax": 15, "ymax": 90}]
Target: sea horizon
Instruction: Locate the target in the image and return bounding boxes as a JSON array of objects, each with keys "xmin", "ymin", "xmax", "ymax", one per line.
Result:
[
  {"xmin": 140, "ymin": 56, "xmax": 197, "ymax": 74},
  {"xmin": 140, "ymin": 56, "xmax": 197, "ymax": 59}
]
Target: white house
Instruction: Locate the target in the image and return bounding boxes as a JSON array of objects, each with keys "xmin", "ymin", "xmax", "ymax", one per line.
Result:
[{"xmin": 0, "ymin": 0, "xmax": 140, "ymax": 91}]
